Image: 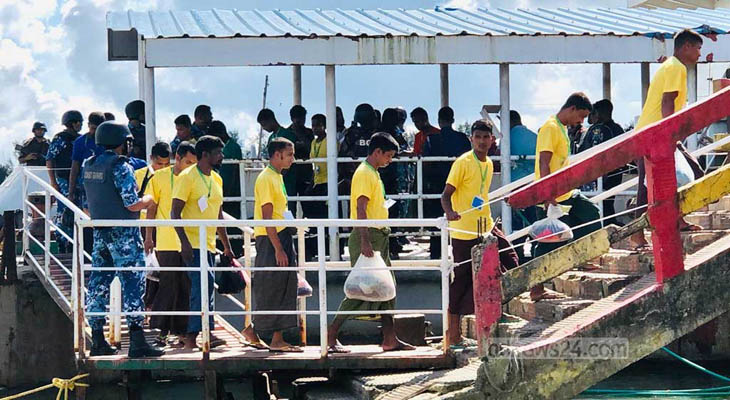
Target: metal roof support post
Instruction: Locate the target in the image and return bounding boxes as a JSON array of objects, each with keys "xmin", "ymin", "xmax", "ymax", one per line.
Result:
[
  {"xmin": 499, "ymin": 64, "xmax": 512, "ymax": 234},
  {"xmin": 686, "ymin": 64, "xmax": 699, "ymax": 151},
  {"xmin": 137, "ymin": 35, "xmax": 145, "ymax": 100},
  {"xmin": 140, "ymin": 37, "xmax": 156, "ymax": 161},
  {"xmin": 641, "ymin": 62, "xmax": 650, "ymax": 105},
  {"xmin": 293, "ymin": 65, "xmax": 302, "ymax": 106},
  {"xmin": 325, "ymin": 65, "xmax": 340, "ymax": 260},
  {"xmin": 603, "ymin": 63, "xmax": 612, "ymax": 100},
  {"xmin": 440, "ymin": 64, "xmax": 449, "ymax": 107}
]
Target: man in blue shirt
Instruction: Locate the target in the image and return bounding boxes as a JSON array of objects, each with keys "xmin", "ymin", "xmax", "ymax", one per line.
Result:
[
  {"xmin": 69, "ymin": 112, "xmax": 106, "ymax": 209},
  {"xmin": 508, "ymin": 110, "xmax": 538, "ymax": 263},
  {"xmin": 191, "ymin": 105, "xmax": 212, "ymax": 139}
]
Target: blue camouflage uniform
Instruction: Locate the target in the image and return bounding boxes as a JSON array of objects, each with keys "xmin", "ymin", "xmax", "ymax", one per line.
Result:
[
  {"xmin": 85, "ymin": 151, "xmax": 146, "ymax": 331},
  {"xmin": 46, "ymin": 131, "xmax": 78, "ymax": 249}
]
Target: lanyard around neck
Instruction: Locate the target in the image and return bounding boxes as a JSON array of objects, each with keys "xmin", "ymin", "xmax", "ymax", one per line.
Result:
[
  {"xmin": 267, "ymin": 165, "xmax": 288, "ymax": 198},
  {"xmin": 472, "ymin": 151, "xmax": 489, "ymax": 194},
  {"xmin": 196, "ymin": 166, "xmax": 212, "ymax": 198},
  {"xmin": 362, "ymin": 160, "xmax": 385, "ymax": 199},
  {"xmin": 554, "ymin": 115, "xmax": 571, "ymax": 156}
]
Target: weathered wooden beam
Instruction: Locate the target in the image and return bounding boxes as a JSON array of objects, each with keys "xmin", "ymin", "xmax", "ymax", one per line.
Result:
[
  {"xmin": 507, "ymin": 86, "xmax": 730, "ymax": 209},
  {"xmin": 678, "ymin": 163, "xmax": 730, "ymax": 216},
  {"xmin": 472, "ymin": 234, "xmax": 501, "ymax": 357},
  {"xmin": 473, "ymin": 234, "xmax": 730, "ymax": 400},
  {"xmin": 501, "ymin": 227, "xmax": 616, "ymax": 303},
  {"xmin": 608, "ymin": 215, "xmax": 649, "ymax": 244}
]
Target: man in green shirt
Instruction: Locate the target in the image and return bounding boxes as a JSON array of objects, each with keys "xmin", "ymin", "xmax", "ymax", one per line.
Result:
[{"xmin": 258, "ymin": 108, "xmax": 297, "ymax": 210}]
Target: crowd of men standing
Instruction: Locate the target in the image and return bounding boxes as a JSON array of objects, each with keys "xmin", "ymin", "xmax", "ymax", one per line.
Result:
[{"xmin": 14, "ymin": 28, "xmax": 707, "ymax": 357}]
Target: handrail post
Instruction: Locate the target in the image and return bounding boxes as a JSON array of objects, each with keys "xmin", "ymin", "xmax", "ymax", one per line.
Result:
[
  {"xmin": 439, "ymin": 218, "xmax": 450, "ymax": 355},
  {"xmin": 646, "ymin": 146, "xmax": 684, "ymax": 282},
  {"xmin": 597, "ymin": 176, "xmax": 604, "ymax": 220},
  {"xmin": 21, "ymin": 169, "xmax": 29, "ymax": 257},
  {"xmin": 239, "ymin": 161, "xmax": 246, "ymax": 220},
  {"xmin": 297, "ymin": 226, "xmax": 307, "ymax": 346},
  {"xmin": 317, "ymin": 226, "xmax": 328, "ymax": 358},
  {"xmin": 417, "ymin": 158, "xmax": 424, "ymax": 220},
  {"xmin": 76, "ymin": 219, "xmax": 86, "ymax": 359},
  {"xmin": 243, "ymin": 230, "xmax": 253, "ymax": 330},
  {"xmin": 109, "ymin": 277, "xmax": 122, "ymax": 347},
  {"xmin": 200, "ymin": 224, "xmax": 211, "ymax": 360},
  {"xmin": 44, "ymin": 191, "xmax": 51, "ymax": 278}
]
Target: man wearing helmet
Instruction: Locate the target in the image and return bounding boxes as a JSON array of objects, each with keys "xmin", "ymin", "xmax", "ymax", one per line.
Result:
[
  {"xmin": 82, "ymin": 120, "xmax": 164, "ymax": 358},
  {"xmin": 17, "ymin": 122, "xmax": 49, "ymax": 167},
  {"xmin": 46, "ymin": 110, "xmax": 83, "ymax": 253},
  {"xmin": 125, "ymin": 100, "xmax": 146, "ymax": 159}
]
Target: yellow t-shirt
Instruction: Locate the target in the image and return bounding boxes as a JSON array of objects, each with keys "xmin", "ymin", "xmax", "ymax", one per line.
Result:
[
  {"xmin": 350, "ymin": 161, "xmax": 388, "ymax": 220},
  {"xmin": 445, "ymin": 151, "xmax": 494, "ymax": 240},
  {"xmin": 535, "ymin": 116, "xmax": 573, "ymax": 203},
  {"xmin": 135, "ymin": 166, "xmax": 154, "ymax": 219},
  {"xmin": 310, "ymin": 137, "xmax": 329, "ymax": 186},
  {"xmin": 253, "ymin": 166, "xmax": 288, "ymax": 237},
  {"xmin": 171, "ymin": 165, "xmax": 223, "ymax": 251},
  {"xmin": 148, "ymin": 166, "xmax": 181, "ymax": 252},
  {"xmin": 635, "ymin": 56, "xmax": 687, "ymax": 130}
]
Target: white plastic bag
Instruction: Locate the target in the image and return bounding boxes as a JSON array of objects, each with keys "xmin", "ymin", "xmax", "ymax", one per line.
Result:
[
  {"xmin": 528, "ymin": 204, "xmax": 574, "ymax": 243},
  {"xmin": 144, "ymin": 252, "xmax": 160, "ymax": 282},
  {"xmin": 297, "ymin": 274, "xmax": 313, "ymax": 298},
  {"xmin": 343, "ymin": 251, "xmax": 396, "ymax": 302},
  {"xmin": 642, "ymin": 149, "xmax": 694, "ymax": 188}
]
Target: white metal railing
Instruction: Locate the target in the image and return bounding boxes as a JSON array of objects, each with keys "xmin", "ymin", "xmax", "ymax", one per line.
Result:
[
  {"xmin": 18, "ymin": 168, "xmax": 451, "ymax": 360},
  {"xmin": 72, "ymin": 216, "xmax": 449, "ymax": 360}
]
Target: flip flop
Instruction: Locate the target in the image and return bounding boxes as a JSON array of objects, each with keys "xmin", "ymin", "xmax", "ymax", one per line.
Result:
[
  {"xmin": 327, "ymin": 344, "xmax": 351, "ymax": 354},
  {"xmin": 209, "ymin": 337, "xmax": 226, "ymax": 348},
  {"xmin": 243, "ymin": 340, "xmax": 269, "ymax": 350},
  {"xmin": 269, "ymin": 345, "xmax": 304, "ymax": 353}
]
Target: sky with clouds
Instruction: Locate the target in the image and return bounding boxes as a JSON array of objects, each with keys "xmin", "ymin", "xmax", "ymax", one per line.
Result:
[{"xmin": 1, "ymin": 0, "xmax": 728, "ymax": 163}]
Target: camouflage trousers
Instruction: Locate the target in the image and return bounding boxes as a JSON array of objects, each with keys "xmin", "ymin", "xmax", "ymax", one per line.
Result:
[
  {"xmin": 86, "ymin": 227, "xmax": 146, "ymax": 331},
  {"xmin": 53, "ymin": 178, "xmax": 72, "ymax": 251}
]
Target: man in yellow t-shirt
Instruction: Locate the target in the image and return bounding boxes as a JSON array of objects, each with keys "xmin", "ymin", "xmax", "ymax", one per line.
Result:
[
  {"xmin": 143, "ymin": 141, "xmax": 197, "ymax": 346},
  {"xmin": 531, "ymin": 92, "xmax": 600, "ymax": 300},
  {"xmin": 632, "ymin": 29, "xmax": 704, "ymax": 248},
  {"xmin": 246, "ymin": 137, "xmax": 300, "ymax": 352},
  {"xmin": 302, "ymin": 114, "xmax": 336, "ymax": 260},
  {"xmin": 171, "ymin": 136, "xmax": 234, "ymax": 350},
  {"xmin": 326, "ymin": 132, "xmax": 415, "ymax": 354},
  {"xmin": 441, "ymin": 120, "xmax": 519, "ymax": 346}
]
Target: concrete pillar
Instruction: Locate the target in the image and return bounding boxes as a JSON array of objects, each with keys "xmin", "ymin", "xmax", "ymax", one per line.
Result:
[
  {"xmin": 641, "ymin": 62, "xmax": 650, "ymax": 106},
  {"xmin": 440, "ymin": 64, "xmax": 449, "ymax": 107},
  {"xmin": 293, "ymin": 65, "xmax": 302, "ymax": 106},
  {"xmin": 325, "ymin": 65, "xmax": 339, "ymax": 260},
  {"xmin": 499, "ymin": 64, "xmax": 512, "ymax": 235},
  {"xmin": 602, "ymin": 63, "xmax": 611, "ymax": 100}
]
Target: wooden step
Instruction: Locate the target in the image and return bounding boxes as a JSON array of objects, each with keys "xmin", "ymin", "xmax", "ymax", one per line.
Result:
[
  {"xmin": 506, "ymin": 293, "xmax": 594, "ymax": 323},
  {"xmin": 681, "ymin": 230, "xmax": 728, "ymax": 254},
  {"xmin": 552, "ymin": 271, "xmax": 640, "ymax": 300}
]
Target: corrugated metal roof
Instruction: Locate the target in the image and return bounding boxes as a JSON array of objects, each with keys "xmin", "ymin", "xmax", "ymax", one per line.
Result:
[{"xmin": 106, "ymin": 7, "xmax": 730, "ymax": 39}]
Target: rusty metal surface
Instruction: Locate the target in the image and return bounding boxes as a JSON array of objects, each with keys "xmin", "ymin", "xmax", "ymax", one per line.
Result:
[{"xmin": 107, "ymin": 7, "xmax": 730, "ymax": 39}]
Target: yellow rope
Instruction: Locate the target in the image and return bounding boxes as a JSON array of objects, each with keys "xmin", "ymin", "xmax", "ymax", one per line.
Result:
[{"xmin": 0, "ymin": 374, "xmax": 89, "ymax": 400}]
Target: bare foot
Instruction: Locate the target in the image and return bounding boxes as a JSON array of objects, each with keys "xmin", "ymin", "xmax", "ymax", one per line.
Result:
[
  {"xmin": 530, "ymin": 287, "xmax": 563, "ymax": 302},
  {"xmin": 181, "ymin": 333, "xmax": 198, "ymax": 350},
  {"xmin": 242, "ymin": 325, "xmax": 267, "ymax": 349},
  {"xmin": 679, "ymin": 218, "xmax": 703, "ymax": 232},
  {"xmin": 382, "ymin": 338, "xmax": 416, "ymax": 352}
]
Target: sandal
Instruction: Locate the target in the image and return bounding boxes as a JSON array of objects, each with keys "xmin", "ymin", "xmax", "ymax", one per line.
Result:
[
  {"xmin": 269, "ymin": 345, "xmax": 304, "ymax": 353},
  {"xmin": 327, "ymin": 344, "xmax": 351, "ymax": 354},
  {"xmin": 243, "ymin": 340, "xmax": 269, "ymax": 350}
]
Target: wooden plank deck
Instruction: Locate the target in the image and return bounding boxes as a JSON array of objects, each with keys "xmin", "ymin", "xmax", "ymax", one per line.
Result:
[{"xmin": 83, "ymin": 344, "xmax": 452, "ymax": 372}]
